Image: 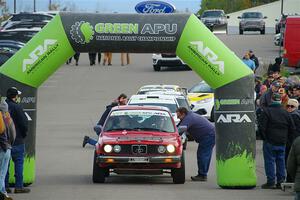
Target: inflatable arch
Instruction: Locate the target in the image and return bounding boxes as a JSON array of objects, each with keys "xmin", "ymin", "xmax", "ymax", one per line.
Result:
[{"xmin": 0, "ymin": 13, "xmax": 256, "ymax": 188}]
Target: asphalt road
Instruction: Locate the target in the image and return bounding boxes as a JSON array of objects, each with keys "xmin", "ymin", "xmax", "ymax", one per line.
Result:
[{"xmin": 9, "ymin": 34, "xmax": 293, "ymax": 200}]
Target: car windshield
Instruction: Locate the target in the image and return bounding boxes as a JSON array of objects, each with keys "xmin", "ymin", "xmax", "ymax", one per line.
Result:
[
  {"xmin": 202, "ymin": 11, "xmax": 223, "ymax": 18},
  {"xmin": 128, "ymin": 103, "xmax": 177, "ymax": 113},
  {"xmin": 104, "ymin": 110, "xmax": 175, "ymax": 133},
  {"xmin": 188, "ymin": 82, "xmax": 214, "ymax": 93},
  {"xmin": 242, "ymin": 12, "xmax": 263, "ymax": 19}
]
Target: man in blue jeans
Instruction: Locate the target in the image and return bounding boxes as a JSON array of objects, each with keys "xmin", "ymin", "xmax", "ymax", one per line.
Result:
[
  {"xmin": 5, "ymin": 87, "xmax": 30, "ymax": 193},
  {"xmin": 258, "ymin": 93, "xmax": 295, "ymax": 189},
  {"xmin": 176, "ymin": 107, "xmax": 215, "ymax": 181}
]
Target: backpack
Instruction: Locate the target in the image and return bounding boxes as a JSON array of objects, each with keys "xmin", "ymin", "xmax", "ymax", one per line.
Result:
[{"xmin": 0, "ymin": 112, "xmax": 5, "ymax": 134}]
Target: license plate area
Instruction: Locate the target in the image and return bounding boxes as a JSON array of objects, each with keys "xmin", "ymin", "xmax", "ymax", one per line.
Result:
[{"xmin": 128, "ymin": 157, "xmax": 149, "ymax": 163}]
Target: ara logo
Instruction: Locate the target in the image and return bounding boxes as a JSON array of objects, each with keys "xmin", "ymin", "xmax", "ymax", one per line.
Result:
[
  {"xmin": 190, "ymin": 41, "xmax": 224, "ymax": 74},
  {"xmin": 217, "ymin": 114, "xmax": 252, "ymax": 123},
  {"xmin": 22, "ymin": 39, "xmax": 57, "ymax": 72},
  {"xmin": 70, "ymin": 21, "xmax": 94, "ymax": 44}
]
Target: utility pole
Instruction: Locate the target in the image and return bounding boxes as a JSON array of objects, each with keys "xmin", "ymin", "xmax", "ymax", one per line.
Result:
[
  {"xmin": 14, "ymin": 0, "xmax": 16, "ymax": 13},
  {"xmin": 33, "ymin": 0, "xmax": 36, "ymax": 12},
  {"xmin": 49, "ymin": 0, "xmax": 52, "ymax": 10}
]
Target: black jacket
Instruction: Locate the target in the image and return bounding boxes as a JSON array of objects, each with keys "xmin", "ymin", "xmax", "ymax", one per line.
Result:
[
  {"xmin": 287, "ymin": 137, "xmax": 300, "ymax": 191},
  {"xmin": 97, "ymin": 102, "xmax": 118, "ymax": 126},
  {"xmin": 258, "ymin": 103, "xmax": 295, "ymax": 145},
  {"xmin": 6, "ymin": 98, "xmax": 28, "ymax": 145}
]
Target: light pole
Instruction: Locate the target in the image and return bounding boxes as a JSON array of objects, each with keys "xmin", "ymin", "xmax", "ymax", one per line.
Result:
[
  {"xmin": 33, "ymin": 0, "xmax": 36, "ymax": 12},
  {"xmin": 14, "ymin": 0, "xmax": 16, "ymax": 13}
]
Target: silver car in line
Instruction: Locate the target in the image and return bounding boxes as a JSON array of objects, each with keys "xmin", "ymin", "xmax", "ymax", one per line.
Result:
[{"xmin": 238, "ymin": 12, "xmax": 267, "ymax": 35}]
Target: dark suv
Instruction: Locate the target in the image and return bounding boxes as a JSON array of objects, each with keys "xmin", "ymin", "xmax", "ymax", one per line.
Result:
[
  {"xmin": 199, "ymin": 9, "xmax": 229, "ymax": 33},
  {"xmin": 238, "ymin": 12, "xmax": 267, "ymax": 35}
]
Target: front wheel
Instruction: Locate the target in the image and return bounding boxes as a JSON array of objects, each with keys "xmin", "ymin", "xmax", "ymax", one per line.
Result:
[
  {"xmin": 153, "ymin": 65, "xmax": 161, "ymax": 71},
  {"xmin": 92, "ymin": 151, "xmax": 108, "ymax": 183},
  {"xmin": 261, "ymin": 28, "xmax": 265, "ymax": 35},
  {"xmin": 171, "ymin": 152, "xmax": 185, "ymax": 184},
  {"xmin": 239, "ymin": 28, "xmax": 243, "ymax": 35}
]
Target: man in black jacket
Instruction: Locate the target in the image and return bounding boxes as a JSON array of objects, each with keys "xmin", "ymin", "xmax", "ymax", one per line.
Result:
[
  {"xmin": 249, "ymin": 50, "xmax": 259, "ymax": 72},
  {"xmin": 259, "ymin": 81, "xmax": 281, "ymax": 108},
  {"xmin": 82, "ymin": 93, "xmax": 127, "ymax": 147},
  {"xmin": 5, "ymin": 87, "xmax": 30, "ymax": 193},
  {"xmin": 258, "ymin": 93, "xmax": 295, "ymax": 189}
]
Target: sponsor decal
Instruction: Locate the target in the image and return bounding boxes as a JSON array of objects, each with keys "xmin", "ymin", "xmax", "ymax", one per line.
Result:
[
  {"xmin": 69, "ymin": 22, "xmax": 177, "ymax": 43},
  {"xmin": 215, "ymin": 99, "xmax": 253, "ymax": 110},
  {"xmin": 189, "ymin": 41, "xmax": 224, "ymax": 75},
  {"xmin": 22, "ymin": 39, "xmax": 58, "ymax": 74},
  {"xmin": 135, "ymin": 1, "xmax": 175, "ymax": 14},
  {"xmin": 217, "ymin": 114, "xmax": 252, "ymax": 123}
]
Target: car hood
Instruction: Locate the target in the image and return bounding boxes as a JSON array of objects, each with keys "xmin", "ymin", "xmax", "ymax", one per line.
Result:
[
  {"xmin": 101, "ymin": 131, "xmax": 179, "ymax": 144},
  {"xmin": 187, "ymin": 93, "xmax": 214, "ymax": 103}
]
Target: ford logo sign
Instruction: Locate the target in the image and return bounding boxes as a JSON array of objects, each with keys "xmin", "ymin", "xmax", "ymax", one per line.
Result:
[{"xmin": 135, "ymin": 1, "xmax": 176, "ymax": 14}]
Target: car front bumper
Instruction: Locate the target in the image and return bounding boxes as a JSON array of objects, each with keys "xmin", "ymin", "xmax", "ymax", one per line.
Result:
[{"xmin": 97, "ymin": 155, "xmax": 181, "ymax": 164}]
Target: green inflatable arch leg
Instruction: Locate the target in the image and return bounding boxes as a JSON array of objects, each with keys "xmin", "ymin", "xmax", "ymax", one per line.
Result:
[{"xmin": 0, "ymin": 13, "xmax": 256, "ymax": 188}]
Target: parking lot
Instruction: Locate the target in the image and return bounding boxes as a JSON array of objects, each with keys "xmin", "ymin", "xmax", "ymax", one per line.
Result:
[{"xmin": 3, "ymin": 32, "xmax": 291, "ymax": 199}]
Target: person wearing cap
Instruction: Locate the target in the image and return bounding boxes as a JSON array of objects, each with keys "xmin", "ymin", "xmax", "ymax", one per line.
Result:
[
  {"xmin": 285, "ymin": 99, "xmax": 300, "ymax": 182},
  {"xmin": 82, "ymin": 93, "xmax": 128, "ymax": 148},
  {"xmin": 242, "ymin": 52, "xmax": 256, "ymax": 71},
  {"xmin": 249, "ymin": 50, "xmax": 259, "ymax": 72},
  {"xmin": 279, "ymin": 87, "xmax": 289, "ymax": 108},
  {"xmin": 258, "ymin": 93, "xmax": 296, "ymax": 189},
  {"xmin": 259, "ymin": 81, "xmax": 281, "ymax": 108},
  {"xmin": 5, "ymin": 87, "xmax": 30, "ymax": 193},
  {"xmin": 0, "ymin": 96, "xmax": 15, "ymax": 200}
]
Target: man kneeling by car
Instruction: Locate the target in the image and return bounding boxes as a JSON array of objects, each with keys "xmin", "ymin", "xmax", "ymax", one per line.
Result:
[{"xmin": 176, "ymin": 107, "xmax": 215, "ymax": 181}]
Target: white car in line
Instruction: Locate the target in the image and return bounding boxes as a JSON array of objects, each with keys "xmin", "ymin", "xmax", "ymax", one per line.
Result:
[
  {"xmin": 152, "ymin": 53, "xmax": 190, "ymax": 71},
  {"xmin": 128, "ymin": 94, "xmax": 182, "ymax": 125}
]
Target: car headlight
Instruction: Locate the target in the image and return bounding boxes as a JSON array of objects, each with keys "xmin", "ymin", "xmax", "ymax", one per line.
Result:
[
  {"xmin": 195, "ymin": 98, "xmax": 213, "ymax": 104},
  {"xmin": 104, "ymin": 144, "xmax": 113, "ymax": 153},
  {"xmin": 158, "ymin": 145, "xmax": 166, "ymax": 154},
  {"xmin": 166, "ymin": 144, "xmax": 175, "ymax": 153},
  {"xmin": 113, "ymin": 145, "xmax": 121, "ymax": 153}
]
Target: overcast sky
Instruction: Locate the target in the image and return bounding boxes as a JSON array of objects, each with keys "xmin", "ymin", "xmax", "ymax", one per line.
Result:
[{"xmin": 7, "ymin": 0, "xmax": 201, "ymax": 13}]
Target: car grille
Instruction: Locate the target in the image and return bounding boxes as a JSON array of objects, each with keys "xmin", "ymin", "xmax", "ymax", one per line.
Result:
[
  {"xmin": 116, "ymin": 144, "xmax": 163, "ymax": 154},
  {"xmin": 245, "ymin": 21, "xmax": 260, "ymax": 26}
]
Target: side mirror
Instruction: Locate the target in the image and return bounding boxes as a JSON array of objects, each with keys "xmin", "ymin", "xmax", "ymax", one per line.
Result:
[
  {"xmin": 237, "ymin": 16, "xmax": 241, "ymax": 19},
  {"xmin": 275, "ymin": 19, "xmax": 279, "ymax": 22},
  {"xmin": 178, "ymin": 125, "xmax": 187, "ymax": 135},
  {"xmin": 227, "ymin": 15, "xmax": 230, "ymax": 19},
  {"xmin": 93, "ymin": 125, "xmax": 102, "ymax": 135},
  {"xmin": 264, "ymin": 16, "xmax": 267, "ymax": 19}
]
